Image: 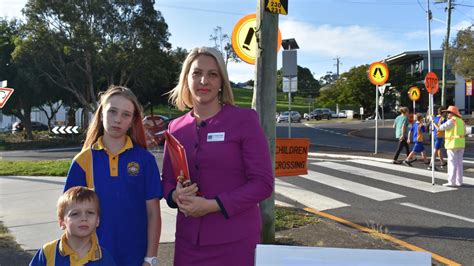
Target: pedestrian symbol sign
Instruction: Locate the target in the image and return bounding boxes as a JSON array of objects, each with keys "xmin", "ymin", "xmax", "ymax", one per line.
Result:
[
  {"xmin": 231, "ymin": 14, "xmax": 282, "ymax": 65},
  {"xmin": 408, "ymin": 86, "xmax": 421, "ymax": 102},
  {"xmin": 0, "ymin": 87, "xmax": 14, "ymax": 108},
  {"xmin": 368, "ymin": 62, "xmax": 389, "ymax": 86}
]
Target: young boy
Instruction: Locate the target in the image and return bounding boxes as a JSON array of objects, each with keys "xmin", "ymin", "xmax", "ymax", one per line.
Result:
[
  {"xmin": 428, "ymin": 107, "xmax": 447, "ymax": 170},
  {"xmin": 404, "ymin": 113, "xmax": 429, "ymax": 166},
  {"xmin": 29, "ymin": 186, "xmax": 116, "ymax": 265}
]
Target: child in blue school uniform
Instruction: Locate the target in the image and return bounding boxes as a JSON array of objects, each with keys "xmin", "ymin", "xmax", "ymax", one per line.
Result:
[
  {"xmin": 404, "ymin": 113, "xmax": 429, "ymax": 166},
  {"xmin": 428, "ymin": 107, "xmax": 448, "ymax": 170},
  {"xmin": 29, "ymin": 186, "xmax": 116, "ymax": 266},
  {"xmin": 64, "ymin": 86, "xmax": 162, "ymax": 265}
]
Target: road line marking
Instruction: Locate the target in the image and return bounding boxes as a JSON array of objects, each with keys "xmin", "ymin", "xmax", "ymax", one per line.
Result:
[
  {"xmin": 349, "ymin": 159, "xmax": 474, "ymax": 185},
  {"xmin": 303, "ymin": 207, "xmax": 462, "ymax": 266},
  {"xmin": 302, "ymin": 170, "xmax": 404, "ymax": 201},
  {"xmin": 275, "ymin": 200, "xmax": 294, "ymax": 207},
  {"xmin": 314, "ymin": 161, "xmax": 456, "ymax": 193},
  {"xmin": 400, "ymin": 202, "xmax": 474, "ymax": 223},
  {"xmin": 275, "ymin": 179, "xmax": 349, "ymax": 211}
]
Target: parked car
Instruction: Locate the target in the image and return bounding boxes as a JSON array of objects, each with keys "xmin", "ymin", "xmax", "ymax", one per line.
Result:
[
  {"xmin": 330, "ymin": 111, "xmax": 338, "ymax": 118},
  {"xmin": 143, "ymin": 115, "xmax": 171, "ymax": 146},
  {"xmin": 277, "ymin": 111, "xmax": 301, "ymax": 123},
  {"xmin": 338, "ymin": 110, "xmax": 348, "ymax": 118},
  {"xmin": 11, "ymin": 121, "xmax": 49, "ymax": 133},
  {"xmin": 307, "ymin": 108, "xmax": 332, "ymax": 120}
]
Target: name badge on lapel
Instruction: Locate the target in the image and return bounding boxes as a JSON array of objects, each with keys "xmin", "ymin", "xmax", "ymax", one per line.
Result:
[{"xmin": 207, "ymin": 132, "xmax": 225, "ymax": 142}]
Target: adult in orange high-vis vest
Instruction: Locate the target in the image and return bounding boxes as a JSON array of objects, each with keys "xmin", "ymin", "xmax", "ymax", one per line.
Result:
[{"xmin": 433, "ymin": 105, "xmax": 465, "ymax": 187}]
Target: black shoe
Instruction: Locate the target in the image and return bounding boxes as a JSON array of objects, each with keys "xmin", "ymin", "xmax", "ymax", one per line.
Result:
[
  {"xmin": 408, "ymin": 158, "xmax": 417, "ymax": 163},
  {"xmin": 392, "ymin": 160, "xmax": 402, "ymax": 164},
  {"xmin": 423, "ymin": 161, "xmax": 430, "ymax": 165},
  {"xmin": 427, "ymin": 165, "xmax": 438, "ymax": 171},
  {"xmin": 441, "ymin": 162, "xmax": 447, "ymax": 167},
  {"xmin": 403, "ymin": 160, "xmax": 412, "ymax": 166}
]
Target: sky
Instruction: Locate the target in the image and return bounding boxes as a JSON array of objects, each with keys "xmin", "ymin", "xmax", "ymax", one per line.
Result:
[{"xmin": 1, "ymin": 0, "xmax": 473, "ymax": 83}]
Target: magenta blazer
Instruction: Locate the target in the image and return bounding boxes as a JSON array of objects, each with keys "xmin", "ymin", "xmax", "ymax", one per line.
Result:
[{"xmin": 162, "ymin": 105, "xmax": 273, "ymax": 246}]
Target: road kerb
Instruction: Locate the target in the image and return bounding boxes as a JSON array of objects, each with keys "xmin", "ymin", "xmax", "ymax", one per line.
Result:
[{"xmin": 303, "ymin": 207, "xmax": 462, "ymax": 266}]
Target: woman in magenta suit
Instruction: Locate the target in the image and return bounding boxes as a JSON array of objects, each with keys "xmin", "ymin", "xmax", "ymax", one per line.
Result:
[{"xmin": 162, "ymin": 47, "xmax": 273, "ymax": 266}]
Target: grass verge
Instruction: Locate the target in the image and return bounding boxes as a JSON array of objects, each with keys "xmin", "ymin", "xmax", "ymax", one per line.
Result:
[
  {"xmin": 275, "ymin": 206, "xmax": 320, "ymax": 231},
  {"xmin": 0, "ymin": 160, "xmax": 71, "ymax": 176}
]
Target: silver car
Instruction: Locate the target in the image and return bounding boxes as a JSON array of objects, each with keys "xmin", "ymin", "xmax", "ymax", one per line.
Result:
[{"xmin": 277, "ymin": 111, "xmax": 301, "ymax": 123}]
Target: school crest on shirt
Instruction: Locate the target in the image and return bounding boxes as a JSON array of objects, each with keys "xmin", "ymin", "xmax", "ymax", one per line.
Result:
[{"xmin": 127, "ymin": 162, "xmax": 140, "ymax": 176}]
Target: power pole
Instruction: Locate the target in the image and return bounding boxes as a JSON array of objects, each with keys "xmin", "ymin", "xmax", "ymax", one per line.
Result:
[
  {"xmin": 253, "ymin": 0, "xmax": 278, "ymax": 243},
  {"xmin": 441, "ymin": 0, "xmax": 453, "ymax": 107},
  {"xmin": 334, "ymin": 56, "xmax": 341, "ymax": 78}
]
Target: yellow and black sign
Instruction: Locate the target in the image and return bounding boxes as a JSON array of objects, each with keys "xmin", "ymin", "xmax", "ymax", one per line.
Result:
[
  {"xmin": 275, "ymin": 138, "xmax": 310, "ymax": 177},
  {"xmin": 408, "ymin": 86, "xmax": 421, "ymax": 102},
  {"xmin": 367, "ymin": 62, "xmax": 389, "ymax": 86},
  {"xmin": 265, "ymin": 0, "xmax": 288, "ymax": 15},
  {"xmin": 231, "ymin": 14, "xmax": 282, "ymax": 65}
]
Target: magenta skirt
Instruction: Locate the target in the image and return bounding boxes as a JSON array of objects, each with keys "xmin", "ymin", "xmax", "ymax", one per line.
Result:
[{"xmin": 173, "ymin": 233, "xmax": 260, "ymax": 266}]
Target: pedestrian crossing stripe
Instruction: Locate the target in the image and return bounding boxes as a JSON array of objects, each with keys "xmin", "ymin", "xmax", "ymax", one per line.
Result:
[
  {"xmin": 300, "ymin": 170, "xmax": 404, "ymax": 201},
  {"xmin": 275, "ymin": 179, "xmax": 349, "ymax": 211},
  {"xmin": 349, "ymin": 159, "xmax": 474, "ymax": 185},
  {"xmin": 315, "ymin": 161, "xmax": 456, "ymax": 193}
]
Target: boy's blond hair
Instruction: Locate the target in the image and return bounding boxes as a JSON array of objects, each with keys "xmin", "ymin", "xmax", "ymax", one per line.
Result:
[{"xmin": 57, "ymin": 186, "xmax": 100, "ymax": 220}]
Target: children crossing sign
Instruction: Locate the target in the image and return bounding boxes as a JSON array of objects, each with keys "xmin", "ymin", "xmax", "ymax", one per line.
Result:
[
  {"xmin": 408, "ymin": 86, "xmax": 421, "ymax": 102},
  {"xmin": 231, "ymin": 14, "xmax": 282, "ymax": 64},
  {"xmin": 368, "ymin": 62, "xmax": 389, "ymax": 86}
]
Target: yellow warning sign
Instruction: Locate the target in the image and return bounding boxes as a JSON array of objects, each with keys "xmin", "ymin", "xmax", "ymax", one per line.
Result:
[
  {"xmin": 265, "ymin": 0, "xmax": 288, "ymax": 15},
  {"xmin": 231, "ymin": 14, "xmax": 282, "ymax": 65},
  {"xmin": 367, "ymin": 62, "xmax": 389, "ymax": 86},
  {"xmin": 408, "ymin": 86, "xmax": 421, "ymax": 102}
]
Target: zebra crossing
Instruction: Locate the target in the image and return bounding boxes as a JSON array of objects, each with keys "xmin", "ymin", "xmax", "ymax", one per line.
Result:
[{"xmin": 275, "ymin": 158, "xmax": 473, "ymax": 223}]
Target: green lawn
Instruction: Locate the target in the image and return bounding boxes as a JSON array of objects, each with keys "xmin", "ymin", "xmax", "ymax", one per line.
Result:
[
  {"xmin": 147, "ymin": 87, "xmax": 314, "ymax": 118},
  {"xmin": 0, "ymin": 160, "xmax": 71, "ymax": 176}
]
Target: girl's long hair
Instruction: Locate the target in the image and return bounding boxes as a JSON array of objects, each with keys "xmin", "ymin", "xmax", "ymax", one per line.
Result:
[{"xmin": 82, "ymin": 86, "xmax": 147, "ymax": 150}]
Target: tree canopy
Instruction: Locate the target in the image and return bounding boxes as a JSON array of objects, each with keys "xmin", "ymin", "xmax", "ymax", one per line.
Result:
[
  {"xmin": 450, "ymin": 26, "xmax": 474, "ymax": 79},
  {"xmin": 20, "ymin": 0, "xmax": 176, "ymax": 113}
]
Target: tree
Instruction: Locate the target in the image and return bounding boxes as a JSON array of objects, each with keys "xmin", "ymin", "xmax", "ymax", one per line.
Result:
[
  {"xmin": 0, "ymin": 19, "xmax": 48, "ymax": 140},
  {"xmin": 21, "ymin": 0, "xmax": 173, "ymax": 113},
  {"xmin": 276, "ymin": 65, "xmax": 320, "ymax": 98},
  {"xmin": 319, "ymin": 71, "xmax": 338, "ymax": 86},
  {"xmin": 450, "ymin": 26, "xmax": 474, "ymax": 79},
  {"xmin": 209, "ymin": 26, "xmax": 240, "ymax": 66},
  {"xmin": 317, "ymin": 64, "xmax": 418, "ymax": 112}
]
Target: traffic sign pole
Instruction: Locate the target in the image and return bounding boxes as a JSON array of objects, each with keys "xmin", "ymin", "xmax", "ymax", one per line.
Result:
[{"xmin": 375, "ymin": 85, "xmax": 378, "ymax": 154}]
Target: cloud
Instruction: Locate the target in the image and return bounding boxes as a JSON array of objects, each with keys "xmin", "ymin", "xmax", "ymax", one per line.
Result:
[
  {"xmin": 279, "ymin": 19, "xmax": 404, "ymax": 60},
  {"xmin": 227, "ymin": 61, "xmax": 255, "ymax": 83}
]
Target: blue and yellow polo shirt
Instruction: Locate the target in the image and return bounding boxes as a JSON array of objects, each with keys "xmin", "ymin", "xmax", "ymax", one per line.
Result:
[
  {"xmin": 29, "ymin": 232, "xmax": 115, "ymax": 266},
  {"xmin": 411, "ymin": 121, "xmax": 426, "ymax": 142},
  {"xmin": 64, "ymin": 136, "xmax": 162, "ymax": 265}
]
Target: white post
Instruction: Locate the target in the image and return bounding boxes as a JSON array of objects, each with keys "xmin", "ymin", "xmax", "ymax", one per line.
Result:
[
  {"xmin": 288, "ymin": 78, "xmax": 292, "ymax": 138},
  {"xmin": 375, "ymin": 85, "xmax": 378, "ymax": 154}
]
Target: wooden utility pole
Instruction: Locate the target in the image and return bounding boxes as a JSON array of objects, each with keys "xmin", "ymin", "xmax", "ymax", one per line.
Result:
[
  {"xmin": 441, "ymin": 0, "xmax": 453, "ymax": 107},
  {"xmin": 253, "ymin": 0, "xmax": 279, "ymax": 243}
]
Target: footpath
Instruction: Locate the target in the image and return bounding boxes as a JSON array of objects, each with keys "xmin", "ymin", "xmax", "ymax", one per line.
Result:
[{"xmin": 1, "ymin": 125, "xmax": 469, "ymax": 266}]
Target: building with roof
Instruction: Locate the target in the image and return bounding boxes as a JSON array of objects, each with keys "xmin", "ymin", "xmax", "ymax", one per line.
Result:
[{"xmin": 385, "ymin": 50, "xmax": 469, "ymax": 113}]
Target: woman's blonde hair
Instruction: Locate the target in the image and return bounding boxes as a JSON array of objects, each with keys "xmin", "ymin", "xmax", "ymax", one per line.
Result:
[
  {"xmin": 168, "ymin": 47, "xmax": 234, "ymax": 111},
  {"xmin": 82, "ymin": 85, "xmax": 147, "ymax": 150}
]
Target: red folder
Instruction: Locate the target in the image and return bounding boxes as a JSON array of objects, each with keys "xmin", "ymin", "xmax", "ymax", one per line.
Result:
[{"xmin": 164, "ymin": 131, "xmax": 191, "ymax": 185}]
